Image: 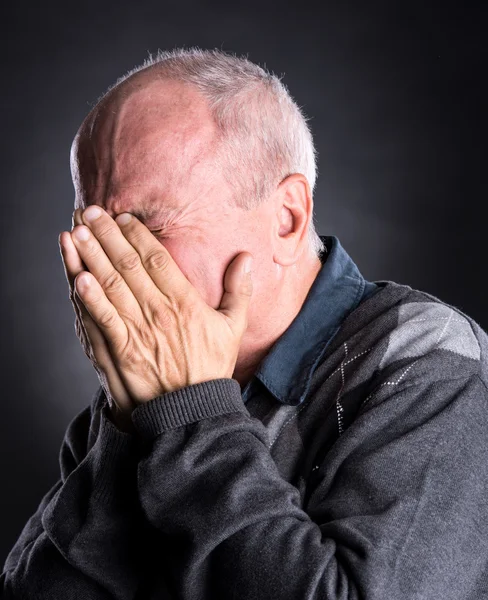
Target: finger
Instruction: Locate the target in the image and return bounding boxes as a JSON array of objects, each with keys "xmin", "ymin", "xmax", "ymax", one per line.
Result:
[
  {"xmin": 71, "ymin": 209, "xmax": 102, "ymax": 338},
  {"xmin": 73, "ymin": 207, "xmax": 83, "ymax": 229},
  {"xmin": 66, "ymin": 235, "xmax": 134, "ymax": 413},
  {"xmin": 80, "ymin": 206, "xmax": 159, "ymax": 299},
  {"xmin": 60, "ymin": 207, "xmax": 91, "ymax": 294},
  {"xmin": 218, "ymin": 253, "xmax": 253, "ymax": 336},
  {"xmin": 67, "ymin": 215, "xmax": 117, "ymax": 366},
  {"xmin": 61, "ymin": 222, "xmax": 133, "ymax": 415},
  {"xmin": 70, "ymin": 221, "xmax": 144, "ymax": 319},
  {"xmin": 113, "ymin": 212, "xmax": 193, "ymax": 301},
  {"xmin": 59, "ymin": 230, "xmax": 86, "ymax": 291},
  {"xmin": 74, "ymin": 271, "xmax": 128, "ymax": 348},
  {"xmin": 75, "ymin": 207, "xmax": 84, "ymax": 225},
  {"xmin": 81, "ymin": 303, "xmax": 134, "ymax": 414},
  {"xmin": 59, "ymin": 230, "xmax": 92, "ymax": 351},
  {"xmin": 75, "ymin": 286, "xmax": 103, "ymax": 360}
]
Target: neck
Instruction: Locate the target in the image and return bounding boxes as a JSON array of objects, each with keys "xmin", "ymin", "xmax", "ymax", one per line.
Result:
[{"xmin": 233, "ymin": 253, "xmax": 323, "ymax": 389}]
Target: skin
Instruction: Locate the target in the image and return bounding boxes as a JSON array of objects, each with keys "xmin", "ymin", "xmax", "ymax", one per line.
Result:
[{"xmin": 60, "ymin": 69, "xmax": 322, "ymax": 422}]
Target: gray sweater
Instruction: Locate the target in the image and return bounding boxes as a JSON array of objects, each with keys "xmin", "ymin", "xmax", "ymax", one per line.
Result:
[{"xmin": 3, "ymin": 279, "xmax": 488, "ymax": 599}]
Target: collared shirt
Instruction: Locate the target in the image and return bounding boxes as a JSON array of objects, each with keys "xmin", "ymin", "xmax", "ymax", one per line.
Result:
[{"xmin": 241, "ymin": 235, "xmax": 378, "ymax": 406}]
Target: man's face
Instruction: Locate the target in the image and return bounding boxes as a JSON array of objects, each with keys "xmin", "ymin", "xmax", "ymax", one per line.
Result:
[{"xmin": 71, "ymin": 78, "xmax": 274, "ymax": 311}]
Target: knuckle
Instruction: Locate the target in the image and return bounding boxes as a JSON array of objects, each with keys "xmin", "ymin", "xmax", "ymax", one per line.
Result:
[
  {"xmin": 144, "ymin": 250, "xmax": 169, "ymax": 272},
  {"xmin": 116, "ymin": 252, "xmax": 141, "ymax": 273},
  {"xmin": 128, "ymin": 228, "xmax": 146, "ymax": 246},
  {"xmin": 95, "ymin": 223, "xmax": 116, "ymax": 241},
  {"xmin": 99, "ymin": 269, "xmax": 124, "ymax": 294},
  {"xmin": 98, "ymin": 309, "xmax": 117, "ymax": 329},
  {"xmin": 149, "ymin": 306, "xmax": 175, "ymax": 330},
  {"xmin": 181, "ymin": 299, "xmax": 197, "ymax": 320},
  {"xmin": 83, "ymin": 244, "xmax": 101, "ymax": 262},
  {"xmin": 145, "ymin": 297, "xmax": 178, "ymax": 330}
]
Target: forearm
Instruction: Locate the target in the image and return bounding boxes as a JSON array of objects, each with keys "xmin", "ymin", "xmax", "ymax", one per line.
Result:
[
  {"xmin": 138, "ymin": 417, "xmax": 350, "ymax": 599},
  {"xmin": 132, "ymin": 377, "xmax": 488, "ymax": 600},
  {"xmin": 132, "ymin": 379, "xmax": 356, "ymax": 599}
]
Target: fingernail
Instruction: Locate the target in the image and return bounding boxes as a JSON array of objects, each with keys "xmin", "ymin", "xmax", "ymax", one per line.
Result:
[
  {"xmin": 76, "ymin": 273, "xmax": 91, "ymax": 291},
  {"xmin": 116, "ymin": 213, "xmax": 132, "ymax": 225},
  {"xmin": 74, "ymin": 226, "xmax": 90, "ymax": 241},
  {"xmin": 244, "ymin": 258, "xmax": 253, "ymax": 273},
  {"xmin": 83, "ymin": 206, "xmax": 102, "ymax": 222}
]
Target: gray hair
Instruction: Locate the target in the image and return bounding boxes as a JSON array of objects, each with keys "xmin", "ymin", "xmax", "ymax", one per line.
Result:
[{"xmin": 105, "ymin": 48, "xmax": 324, "ymax": 258}]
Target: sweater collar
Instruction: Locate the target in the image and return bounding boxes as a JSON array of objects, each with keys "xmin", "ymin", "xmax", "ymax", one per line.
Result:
[{"xmin": 241, "ymin": 236, "xmax": 366, "ymax": 406}]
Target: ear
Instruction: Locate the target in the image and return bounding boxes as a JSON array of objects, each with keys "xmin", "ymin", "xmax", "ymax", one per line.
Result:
[{"xmin": 272, "ymin": 173, "xmax": 314, "ymax": 267}]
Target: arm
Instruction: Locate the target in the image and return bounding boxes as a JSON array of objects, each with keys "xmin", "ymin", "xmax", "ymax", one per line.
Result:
[
  {"xmin": 130, "ymin": 373, "xmax": 488, "ymax": 599},
  {"xmin": 2, "ymin": 386, "xmax": 144, "ymax": 600}
]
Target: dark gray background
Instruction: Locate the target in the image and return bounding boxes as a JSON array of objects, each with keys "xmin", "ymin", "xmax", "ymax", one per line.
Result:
[{"xmin": 1, "ymin": 0, "xmax": 486, "ymax": 564}]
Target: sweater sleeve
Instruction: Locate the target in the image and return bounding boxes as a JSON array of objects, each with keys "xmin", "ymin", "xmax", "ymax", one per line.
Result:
[
  {"xmin": 130, "ymin": 373, "xmax": 488, "ymax": 600},
  {"xmin": 1, "ymin": 386, "xmax": 144, "ymax": 600}
]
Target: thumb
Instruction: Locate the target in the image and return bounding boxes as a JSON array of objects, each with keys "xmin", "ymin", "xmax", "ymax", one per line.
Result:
[{"xmin": 218, "ymin": 252, "xmax": 253, "ymax": 334}]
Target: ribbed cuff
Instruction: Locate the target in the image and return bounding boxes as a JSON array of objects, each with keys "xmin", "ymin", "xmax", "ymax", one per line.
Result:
[{"xmin": 131, "ymin": 378, "xmax": 247, "ymax": 439}]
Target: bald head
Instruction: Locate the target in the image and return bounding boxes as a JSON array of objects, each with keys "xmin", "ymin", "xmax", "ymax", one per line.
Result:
[
  {"xmin": 71, "ymin": 48, "xmax": 325, "ymax": 258},
  {"xmin": 71, "ymin": 69, "xmax": 268, "ymax": 312}
]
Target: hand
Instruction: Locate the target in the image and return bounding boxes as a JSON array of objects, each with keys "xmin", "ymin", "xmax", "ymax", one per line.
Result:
[
  {"xmin": 60, "ymin": 205, "xmax": 253, "ymax": 418},
  {"xmin": 59, "ymin": 209, "xmax": 136, "ymax": 431}
]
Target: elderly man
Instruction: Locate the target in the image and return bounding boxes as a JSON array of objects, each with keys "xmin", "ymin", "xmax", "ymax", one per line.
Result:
[{"xmin": 2, "ymin": 48, "xmax": 488, "ymax": 599}]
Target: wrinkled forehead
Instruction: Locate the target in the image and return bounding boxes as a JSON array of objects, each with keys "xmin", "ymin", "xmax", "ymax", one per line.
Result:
[{"xmin": 71, "ymin": 78, "xmax": 219, "ymax": 206}]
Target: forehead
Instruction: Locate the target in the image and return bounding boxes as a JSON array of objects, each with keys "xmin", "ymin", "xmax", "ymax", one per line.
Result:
[{"xmin": 71, "ymin": 78, "xmax": 219, "ymax": 219}]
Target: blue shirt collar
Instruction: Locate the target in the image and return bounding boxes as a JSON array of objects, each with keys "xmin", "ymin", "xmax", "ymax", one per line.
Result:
[{"xmin": 241, "ymin": 235, "xmax": 368, "ymax": 406}]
